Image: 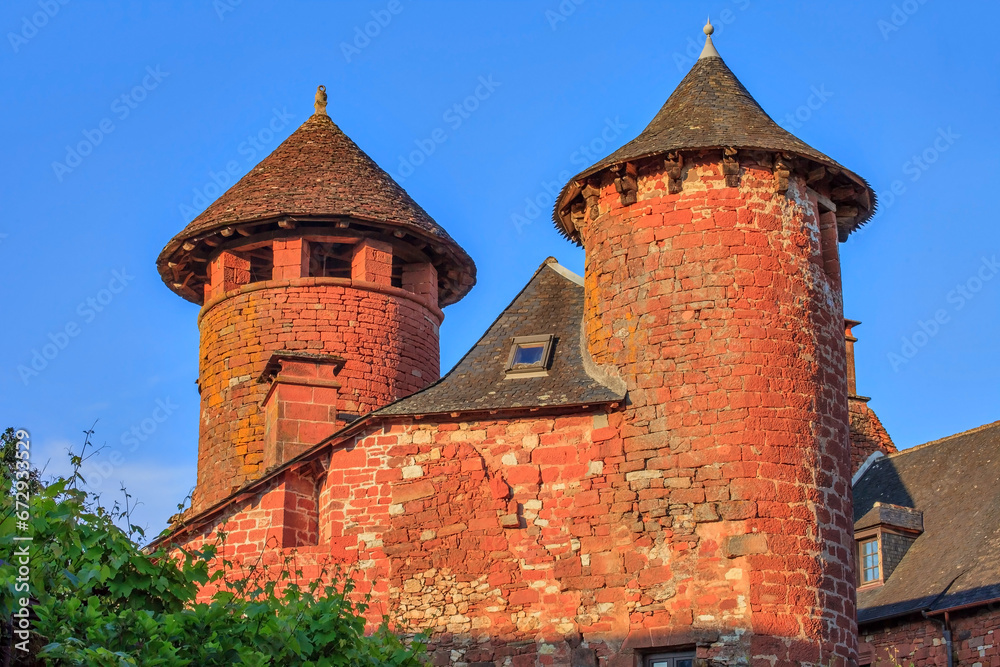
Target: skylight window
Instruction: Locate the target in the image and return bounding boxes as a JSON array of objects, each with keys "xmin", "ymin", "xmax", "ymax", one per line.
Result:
[{"xmin": 505, "ymin": 334, "xmax": 554, "ymax": 378}]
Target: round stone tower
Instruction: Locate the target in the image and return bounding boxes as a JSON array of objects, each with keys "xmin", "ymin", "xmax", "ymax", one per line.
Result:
[
  {"xmin": 159, "ymin": 87, "xmax": 475, "ymax": 510},
  {"xmin": 553, "ymin": 25, "xmax": 874, "ymax": 666}
]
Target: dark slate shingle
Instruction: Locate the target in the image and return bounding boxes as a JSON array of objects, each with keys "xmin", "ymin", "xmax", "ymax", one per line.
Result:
[
  {"xmin": 158, "ymin": 112, "xmax": 475, "ymax": 305},
  {"xmin": 553, "ymin": 53, "xmax": 875, "ymax": 242},
  {"xmin": 377, "ymin": 260, "xmax": 624, "ymax": 416},
  {"xmin": 854, "ymin": 421, "xmax": 1000, "ymax": 623}
]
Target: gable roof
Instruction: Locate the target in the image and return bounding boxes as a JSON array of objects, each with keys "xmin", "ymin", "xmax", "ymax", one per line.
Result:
[
  {"xmin": 553, "ymin": 45, "xmax": 875, "ymax": 242},
  {"xmin": 854, "ymin": 420, "xmax": 1000, "ymax": 623},
  {"xmin": 377, "ymin": 259, "xmax": 625, "ymax": 416}
]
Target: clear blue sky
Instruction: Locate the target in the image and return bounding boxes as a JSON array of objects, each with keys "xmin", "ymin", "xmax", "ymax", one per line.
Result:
[{"xmin": 2, "ymin": 1, "xmax": 998, "ymax": 534}]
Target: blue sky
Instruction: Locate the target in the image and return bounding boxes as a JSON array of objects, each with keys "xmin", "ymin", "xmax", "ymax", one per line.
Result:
[{"xmin": 2, "ymin": 1, "xmax": 998, "ymax": 534}]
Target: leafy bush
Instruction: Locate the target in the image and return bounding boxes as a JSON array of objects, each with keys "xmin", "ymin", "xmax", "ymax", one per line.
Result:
[{"xmin": 0, "ymin": 427, "xmax": 425, "ymax": 666}]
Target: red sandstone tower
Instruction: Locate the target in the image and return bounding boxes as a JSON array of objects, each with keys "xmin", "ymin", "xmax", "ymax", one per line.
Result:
[
  {"xmin": 158, "ymin": 87, "xmax": 475, "ymax": 509},
  {"xmin": 553, "ymin": 24, "xmax": 875, "ymax": 664}
]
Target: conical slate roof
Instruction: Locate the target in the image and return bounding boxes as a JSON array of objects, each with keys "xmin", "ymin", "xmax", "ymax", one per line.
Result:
[
  {"xmin": 553, "ymin": 34, "xmax": 875, "ymax": 240},
  {"xmin": 158, "ymin": 103, "xmax": 475, "ymax": 305}
]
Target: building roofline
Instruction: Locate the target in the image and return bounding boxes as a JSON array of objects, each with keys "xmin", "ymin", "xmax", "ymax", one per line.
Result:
[{"xmin": 886, "ymin": 418, "xmax": 1000, "ymax": 460}]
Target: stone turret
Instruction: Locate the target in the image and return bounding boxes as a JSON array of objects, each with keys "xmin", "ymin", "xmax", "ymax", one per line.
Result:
[
  {"xmin": 553, "ymin": 21, "xmax": 875, "ymax": 665},
  {"xmin": 158, "ymin": 87, "xmax": 475, "ymax": 509}
]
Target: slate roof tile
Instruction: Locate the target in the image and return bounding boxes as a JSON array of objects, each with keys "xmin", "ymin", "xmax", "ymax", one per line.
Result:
[
  {"xmin": 553, "ymin": 52, "xmax": 875, "ymax": 241},
  {"xmin": 158, "ymin": 110, "xmax": 475, "ymax": 305},
  {"xmin": 377, "ymin": 260, "xmax": 625, "ymax": 416},
  {"xmin": 855, "ymin": 420, "xmax": 1000, "ymax": 622}
]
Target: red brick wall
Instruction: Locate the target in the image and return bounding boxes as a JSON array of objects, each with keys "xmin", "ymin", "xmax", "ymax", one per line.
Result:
[
  {"xmin": 194, "ymin": 278, "xmax": 441, "ymax": 509},
  {"xmin": 577, "ymin": 153, "xmax": 856, "ymax": 664},
  {"xmin": 172, "ymin": 399, "xmax": 859, "ymax": 665},
  {"xmin": 953, "ymin": 606, "xmax": 1000, "ymax": 666},
  {"xmin": 175, "ymin": 412, "xmax": 740, "ymax": 664},
  {"xmin": 860, "ymin": 605, "xmax": 1000, "ymax": 666}
]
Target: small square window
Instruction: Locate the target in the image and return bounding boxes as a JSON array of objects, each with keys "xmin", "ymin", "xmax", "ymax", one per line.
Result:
[
  {"xmin": 860, "ymin": 537, "xmax": 880, "ymax": 584},
  {"xmin": 505, "ymin": 334, "xmax": 554, "ymax": 378},
  {"xmin": 513, "ymin": 343, "xmax": 545, "ymax": 366}
]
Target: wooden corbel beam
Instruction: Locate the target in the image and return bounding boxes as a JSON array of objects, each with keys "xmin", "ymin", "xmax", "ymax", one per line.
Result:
[
  {"xmin": 664, "ymin": 152, "xmax": 684, "ymax": 194},
  {"xmin": 581, "ymin": 182, "xmax": 601, "ymax": 221},
  {"xmin": 774, "ymin": 154, "xmax": 792, "ymax": 192},
  {"xmin": 612, "ymin": 162, "xmax": 638, "ymax": 206},
  {"xmin": 836, "ymin": 217, "xmax": 855, "ymax": 242},
  {"xmin": 722, "ymin": 147, "xmax": 740, "ymax": 187},
  {"xmin": 806, "ymin": 166, "xmax": 827, "ymax": 184},
  {"xmin": 569, "ymin": 201, "xmax": 585, "ymax": 229}
]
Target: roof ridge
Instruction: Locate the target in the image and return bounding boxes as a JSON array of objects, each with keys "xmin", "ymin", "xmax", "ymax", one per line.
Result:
[
  {"xmin": 542, "ymin": 258, "xmax": 584, "ymax": 286},
  {"xmin": 889, "ymin": 418, "xmax": 1000, "ymax": 458}
]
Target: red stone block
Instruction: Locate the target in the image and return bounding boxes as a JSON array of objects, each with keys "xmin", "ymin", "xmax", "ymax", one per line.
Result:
[
  {"xmin": 508, "ymin": 588, "xmax": 539, "ymax": 605},
  {"xmin": 530, "ymin": 446, "xmax": 578, "ymax": 465},
  {"xmin": 506, "ymin": 465, "xmax": 540, "ymax": 485}
]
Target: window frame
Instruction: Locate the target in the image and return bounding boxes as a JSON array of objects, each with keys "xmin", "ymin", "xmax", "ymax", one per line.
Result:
[
  {"xmin": 643, "ymin": 650, "xmax": 696, "ymax": 667},
  {"xmin": 504, "ymin": 334, "xmax": 555, "ymax": 378},
  {"xmin": 856, "ymin": 529, "xmax": 883, "ymax": 588}
]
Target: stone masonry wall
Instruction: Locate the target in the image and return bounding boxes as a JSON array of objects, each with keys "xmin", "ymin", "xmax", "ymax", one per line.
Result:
[
  {"xmin": 171, "ymin": 382, "xmax": 912, "ymax": 667},
  {"xmin": 848, "ymin": 398, "xmax": 897, "ymax": 474},
  {"xmin": 175, "ymin": 409, "xmax": 824, "ymax": 666},
  {"xmin": 194, "ymin": 278, "xmax": 441, "ymax": 509},
  {"xmin": 577, "ymin": 153, "xmax": 857, "ymax": 665},
  {"xmin": 860, "ymin": 604, "xmax": 1000, "ymax": 666}
]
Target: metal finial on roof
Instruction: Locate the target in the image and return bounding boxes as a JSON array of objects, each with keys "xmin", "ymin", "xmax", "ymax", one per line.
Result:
[
  {"xmin": 314, "ymin": 85, "xmax": 328, "ymax": 115},
  {"xmin": 699, "ymin": 18, "xmax": 721, "ymax": 59}
]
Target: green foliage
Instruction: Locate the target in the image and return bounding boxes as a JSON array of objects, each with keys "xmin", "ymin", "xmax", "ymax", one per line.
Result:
[
  {"xmin": 0, "ymin": 428, "xmax": 426, "ymax": 666},
  {"xmin": 0, "ymin": 428, "xmax": 42, "ymax": 496}
]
